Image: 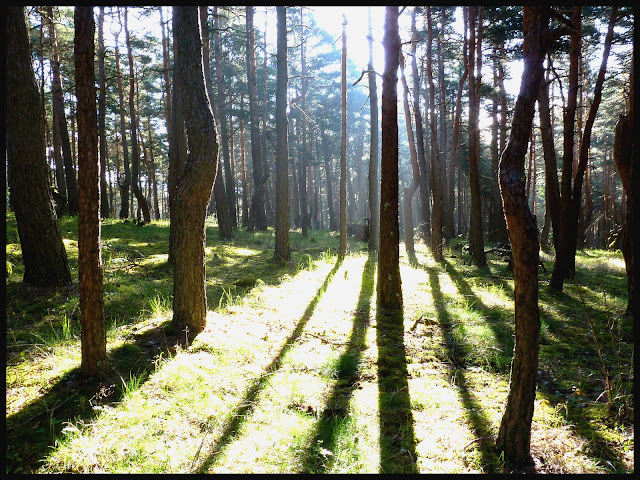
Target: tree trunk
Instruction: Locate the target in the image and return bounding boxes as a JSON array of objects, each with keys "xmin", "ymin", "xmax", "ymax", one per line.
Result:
[
  {"xmin": 551, "ymin": 7, "xmax": 581, "ymax": 290},
  {"xmin": 124, "ymin": 7, "xmax": 150, "ymax": 224},
  {"xmin": 613, "ymin": 56, "xmax": 635, "ymax": 317},
  {"xmin": 239, "ymin": 117, "xmax": 249, "ymax": 227},
  {"xmin": 339, "ymin": 16, "xmax": 348, "ymax": 259},
  {"xmin": 367, "ymin": 8, "xmax": 380, "ymax": 253},
  {"xmin": 377, "ymin": 6, "xmax": 402, "ymax": 311},
  {"xmin": 427, "ymin": 7, "xmax": 443, "ymax": 261},
  {"xmin": 496, "ymin": 6, "xmax": 550, "ymax": 467},
  {"xmin": 97, "ymin": 7, "xmax": 110, "ymax": 219},
  {"xmin": 468, "ymin": 6, "xmax": 487, "ymax": 266},
  {"xmin": 246, "ymin": 7, "xmax": 268, "ymax": 231},
  {"xmin": 171, "ymin": 6, "xmax": 220, "ymax": 337},
  {"xmin": 274, "ymin": 6, "xmax": 291, "ymax": 264},
  {"xmin": 6, "ymin": 6, "xmax": 72, "ymax": 288},
  {"xmin": 113, "ymin": 15, "xmax": 131, "ymax": 220},
  {"xmin": 214, "ymin": 7, "xmax": 238, "ymax": 229},
  {"xmin": 538, "ymin": 75, "xmax": 562, "ymax": 252},
  {"xmin": 47, "ymin": 6, "xmax": 79, "ymax": 216},
  {"xmin": 410, "ymin": 8, "xmax": 430, "ymax": 244},
  {"xmin": 400, "ymin": 53, "xmax": 420, "ymax": 258},
  {"xmin": 75, "ymin": 5, "xmax": 106, "ymax": 378},
  {"xmin": 200, "ymin": 6, "xmax": 233, "ymax": 240}
]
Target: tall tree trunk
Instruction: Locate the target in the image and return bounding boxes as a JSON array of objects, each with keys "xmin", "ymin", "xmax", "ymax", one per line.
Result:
[
  {"xmin": 113, "ymin": 15, "xmax": 131, "ymax": 220},
  {"xmin": 97, "ymin": 7, "xmax": 110, "ymax": 219},
  {"xmin": 411, "ymin": 8, "xmax": 430, "ymax": 244},
  {"xmin": 377, "ymin": 6, "xmax": 402, "ymax": 310},
  {"xmin": 538, "ymin": 73, "xmax": 562, "ymax": 252},
  {"xmin": 200, "ymin": 6, "xmax": 233, "ymax": 239},
  {"xmin": 451, "ymin": 7, "xmax": 469, "ymax": 243},
  {"xmin": 468, "ymin": 6, "xmax": 487, "ymax": 266},
  {"xmin": 367, "ymin": 8, "xmax": 380, "ymax": 253},
  {"xmin": 214, "ymin": 7, "xmax": 238, "ymax": 229},
  {"xmin": 75, "ymin": 5, "xmax": 106, "ymax": 378},
  {"xmin": 300, "ymin": 8, "xmax": 310, "ymax": 238},
  {"xmin": 274, "ymin": 6, "xmax": 291, "ymax": 264},
  {"xmin": 171, "ymin": 6, "xmax": 220, "ymax": 337},
  {"xmin": 246, "ymin": 7, "xmax": 268, "ymax": 231},
  {"xmin": 400, "ymin": 53, "xmax": 420, "ymax": 258},
  {"xmin": 439, "ymin": 8, "xmax": 454, "ymax": 241},
  {"xmin": 427, "ymin": 7, "xmax": 443, "ymax": 261},
  {"xmin": 551, "ymin": 7, "xmax": 581, "ymax": 290},
  {"xmin": 124, "ymin": 7, "xmax": 150, "ymax": 224},
  {"xmin": 47, "ymin": 6, "xmax": 79, "ymax": 216},
  {"xmin": 496, "ymin": 6, "xmax": 551, "ymax": 467},
  {"xmin": 613, "ymin": 54, "xmax": 635, "ymax": 317},
  {"xmin": 6, "ymin": 6, "xmax": 72, "ymax": 288},
  {"xmin": 339, "ymin": 16, "xmax": 348, "ymax": 259}
]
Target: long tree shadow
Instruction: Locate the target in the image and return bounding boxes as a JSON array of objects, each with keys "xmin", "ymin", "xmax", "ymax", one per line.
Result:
[
  {"xmin": 376, "ymin": 303, "xmax": 419, "ymax": 472},
  {"xmin": 193, "ymin": 258, "xmax": 344, "ymax": 474},
  {"xmin": 426, "ymin": 265, "xmax": 499, "ymax": 472},
  {"xmin": 301, "ymin": 255, "xmax": 375, "ymax": 473},
  {"xmin": 5, "ymin": 319, "xmax": 184, "ymax": 474}
]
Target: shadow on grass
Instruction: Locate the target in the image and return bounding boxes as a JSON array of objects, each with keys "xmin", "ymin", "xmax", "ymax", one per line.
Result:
[
  {"xmin": 193, "ymin": 257, "xmax": 344, "ymax": 474},
  {"xmin": 376, "ymin": 305, "xmax": 419, "ymax": 473},
  {"xmin": 426, "ymin": 265, "xmax": 500, "ymax": 473},
  {"xmin": 301, "ymin": 255, "xmax": 375, "ymax": 473},
  {"xmin": 5, "ymin": 319, "xmax": 183, "ymax": 474}
]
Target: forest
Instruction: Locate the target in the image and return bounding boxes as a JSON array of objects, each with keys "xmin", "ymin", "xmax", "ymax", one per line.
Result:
[{"xmin": 5, "ymin": 5, "xmax": 636, "ymax": 474}]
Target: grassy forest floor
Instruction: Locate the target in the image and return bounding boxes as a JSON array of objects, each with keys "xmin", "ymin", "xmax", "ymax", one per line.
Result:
[{"xmin": 5, "ymin": 213, "xmax": 634, "ymax": 473}]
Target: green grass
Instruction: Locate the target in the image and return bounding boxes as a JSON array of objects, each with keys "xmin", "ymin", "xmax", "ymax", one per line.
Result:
[{"xmin": 5, "ymin": 214, "xmax": 634, "ymax": 473}]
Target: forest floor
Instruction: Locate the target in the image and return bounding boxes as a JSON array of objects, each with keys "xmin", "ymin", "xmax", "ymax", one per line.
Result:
[{"xmin": 5, "ymin": 213, "xmax": 634, "ymax": 474}]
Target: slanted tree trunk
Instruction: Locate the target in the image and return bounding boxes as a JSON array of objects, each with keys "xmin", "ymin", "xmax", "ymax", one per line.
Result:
[
  {"xmin": 171, "ymin": 6, "xmax": 220, "ymax": 337},
  {"xmin": 75, "ymin": 5, "xmax": 106, "ymax": 378},
  {"xmin": 274, "ymin": 6, "xmax": 291, "ymax": 264},
  {"xmin": 6, "ymin": 6, "xmax": 72, "ymax": 288},
  {"xmin": 367, "ymin": 8, "xmax": 380, "ymax": 254},
  {"xmin": 339, "ymin": 16, "xmax": 348, "ymax": 259},
  {"xmin": 47, "ymin": 6, "xmax": 78, "ymax": 216},
  {"xmin": 496, "ymin": 6, "xmax": 551, "ymax": 467},
  {"xmin": 245, "ymin": 6, "xmax": 268, "ymax": 231},
  {"xmin": 377, "ymin": 6, "xmax": 402, "ymax": 310},
  {"xmin": 468, "ymin": 6, "xmax": 487, "ymax": 266},
  {"xmin": 200, "ymin": 6, "xmax": 233, "ymax": 240}
]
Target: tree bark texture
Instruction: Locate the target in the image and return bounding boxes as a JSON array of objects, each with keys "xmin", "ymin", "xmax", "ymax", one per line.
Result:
[
  {"xmin": 426, "ymin": 7, "xmax": 443, "ymax": 261},
  {"xmin": 377, "ymin": 6, "xmax": 402, "ymax": 311},
  {"xmin": 468, "ymin": 6, "xmax": 487, "ymax": 266},
  {"xmin": 246, "ymin": 7, "xmax": 268, "ymax": 231},
  {"xmin": 496, "ymin": 6, "xmax": 551, "ymax": 467},
  {"xmin": 171, "ymin": 6, "xmax": 220, "ymax": 336},
  {"xmin": 6, "ymin": 6, "xmax": 72, "ymax": 289},
  {"xmin": 274, "ymin": 6, "xmax": 291, "ymax": 264},
  {"xmin": 75, "ymin": 5, "xmax": 107, "ymax": 378}
]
